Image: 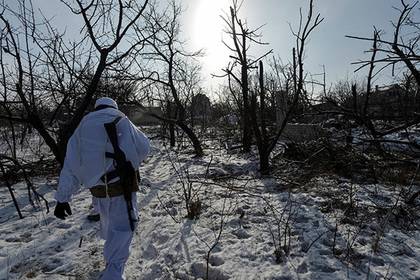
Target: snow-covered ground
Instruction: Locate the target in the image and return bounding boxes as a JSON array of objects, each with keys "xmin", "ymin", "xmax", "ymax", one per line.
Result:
[{"xmin": 0, "ymin": 141, "xmax": 419, "ymax": 279}]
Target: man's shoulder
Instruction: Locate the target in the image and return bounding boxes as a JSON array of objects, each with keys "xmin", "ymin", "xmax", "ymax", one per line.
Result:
[{"xmin": 84, "ymin": 109, "xmax": 125, "ymax": 122}]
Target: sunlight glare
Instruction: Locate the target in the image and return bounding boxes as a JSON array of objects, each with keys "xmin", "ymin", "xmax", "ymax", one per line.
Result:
[{"xmin": 192, "ymin": 0, "xmax": 230, "ymax": 80}]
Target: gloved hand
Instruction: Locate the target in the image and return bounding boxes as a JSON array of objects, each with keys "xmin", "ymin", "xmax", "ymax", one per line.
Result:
[{"xmin": 54, "ymin": 202, "xmax": 72, "ymax": 220}]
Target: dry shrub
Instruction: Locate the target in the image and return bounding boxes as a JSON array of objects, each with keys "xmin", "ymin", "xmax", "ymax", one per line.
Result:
[{"xmin": 377, "ymin": 165, "xmax": 416, "ymax": 185}]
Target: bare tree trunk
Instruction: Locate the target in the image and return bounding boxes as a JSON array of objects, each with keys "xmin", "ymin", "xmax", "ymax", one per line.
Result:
[
  {"xmin": 171, "ymin": 89, "xmax": 203, "ymax": 156},
  {"xmin": 141, "ymin": 1, "xmax": 204, "ymax": 157},
  {"xmin": 0, "ymin": 162, "xmax": 23, "ymax": 219},
  {"xmin": 250, "ymin": 0, "xmax": 323, "ymax": 175},
  {"xmin": 242, "ymin": 63, "xmax": 252, "ymax": 152},
  {"xmin": 251, "ymin": 61, "xmax": 270, "ymax": 174},
  {"xmin": 177, "ymin": 121, "xmax": 203, "ymax": 156},
  {"xmin": 0, "ymin": 0, "xmax": 150, "ymax": 166},
  {"xmin": 221, "ymin": 3, "xmax": 272, "ymax": 154},
  {"xmin": 166, "ymin": 101, "xmax": 176, "ymax": 147},
  {"xmin": 258, "ymin": 61, "xmax": 270, "ymax": 175},
  {"xmin": 57, "ymin": 54, "xmax": 108, "ymax": 164},
  {"xmin": 169, "ymin": 124, "xmax": 176, "ymax": 147}
]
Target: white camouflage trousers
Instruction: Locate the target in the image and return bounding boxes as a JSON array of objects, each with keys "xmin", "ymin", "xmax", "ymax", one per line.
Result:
[{"xmin": 93, "ymin": 192, "xmax": 138, "ymax": 280}]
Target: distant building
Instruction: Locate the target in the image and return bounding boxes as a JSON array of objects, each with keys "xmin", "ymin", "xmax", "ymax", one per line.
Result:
[
  {"xmin": 366, "ymin": 84, "xmax": 416, "ymax": 119},
  {"xmin": 191, "ymin": 93, "xmax": 211, "ymax": 119},
  {"xmin": 190, "ymin": 94, "xmax": 211, "ymax": 128},
  {"xmin": 310, "ymin": 84, "xmax": 418, "ymax": 122},
  {"xmin": 340, "ymin": 84, "xmax": 418, "ymax": 120},
  {"xmin": 306, "ymin": 101, "xmax": 338, "ymax": 123}
]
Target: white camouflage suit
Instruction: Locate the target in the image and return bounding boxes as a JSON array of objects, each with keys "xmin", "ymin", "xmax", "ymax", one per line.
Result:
[{"xmin": 55, "ymin": 97, "xmax": 150, "ymax": 280}]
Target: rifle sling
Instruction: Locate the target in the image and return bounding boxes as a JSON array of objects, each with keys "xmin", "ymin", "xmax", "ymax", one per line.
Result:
[
  {"xmin": 101, "ymin": 116, "xmax": 124, "ymax": 183},
  {"xmin": 102, "ymin": 115, "xmax": 137, "ymax": 231}
]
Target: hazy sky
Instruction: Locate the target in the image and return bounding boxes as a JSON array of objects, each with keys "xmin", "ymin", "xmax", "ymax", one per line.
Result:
[
  {"xmin": 27, "ymin": 0, "xmax": 420, "ymax": 91},
  {"xmin": 181, "ymin": 0, "xmax": 417, "ymax": 90}
]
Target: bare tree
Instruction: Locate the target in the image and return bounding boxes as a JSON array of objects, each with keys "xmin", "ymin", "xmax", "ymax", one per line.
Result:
[
  {"xmin": 347, "ymin": 0, "xmax": 420, "ymax": 88},
  {"xmin": 320, "ymin": 0, "xmax": 420, "ymax": 153},
  {"xmin": 251, "ymin": 0, "xmax": 323, "ymax": 174},
  {"xmin": 0, "ymin": 154, "xmax": 49, "ymax": 219},
  {"xmin": 0, "ymin": 0, "xmax": 150, "ymax": 164},
  {"xmin": 136, "ymin": 0, "xmax": 204, "ymax": 156},
  {"xmin": 218, "ymin": 0, "xmax": 272, "ymax": 153}
]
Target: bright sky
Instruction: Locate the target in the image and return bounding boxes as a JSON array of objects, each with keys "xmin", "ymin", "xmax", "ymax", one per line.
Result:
[
  {"xmin": 23, "ymin": 0, "xmax": 420, "ymax": 91},
  {"xmin": 181, "ymin": 0, "xmax": 417, "ymax": 90}
]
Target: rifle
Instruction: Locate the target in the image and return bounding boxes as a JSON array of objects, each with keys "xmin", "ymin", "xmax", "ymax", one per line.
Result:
[{"xmin": 104, "ymin": 116, "xmax": 137, "ymax": 231}]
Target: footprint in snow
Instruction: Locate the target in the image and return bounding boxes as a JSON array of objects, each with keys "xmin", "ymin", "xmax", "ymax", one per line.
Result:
[
  {"xmin": 318, "ymin": 249, "xmax": 332, "ymax": 256},
  {"xmin": 191, "ymin": 262, "xmax": 229, "ymax": 280},
  {"xmin": 232, "ymin": 228, "xmax": 251, "ymax": 239},
  {"xmin": 369, "ymin": 257, "xmax": 385, "ymax": 267},
  {"xmin": 141, "ymin": 263, "xmax": 164, "ymax": 279},
  {"xmin": 154, "ymin": 232, "xmax": 170, "ymax": 245},
  {"xmin": 5, "ymin": 236, "xmax": 22, "ymax": 243},
  {"xmin": 20, "ymin": 232, "xmax": 33, "ymax": 242},
  {"xmin": 5, "ymin": 232, "xmax": 32, "ymax": 243},
  {"xmin": 294, "ymin": 215, "xmax": 310, "ymax": 224},
  {"xmin": 150, "ymin": 210, "xmax": 167, "ymax": 217},
  {"xmin": 143, "ymin": 243, "xmax": 158, "ymax": 260},
  {"xmin": 41, "ymin": 258, "xmax": 63, "ymax": 273},
  {"xmin": 56, "ymin": 222, "xmax": 72, "ymax": 229},
  {"xmin": 208, "ymin": 254, "xmax": 225, "ymax": 267},
  {"xmin": 297, "ymin": 262, "xmax": 308, "ymax": 273},
  {"xmin": 271, "ymin": 276, "xmax": 293, "ymax": 280},
  {"xmin": 311, "ymin": 263, "xmax": 337, "ymax": 273}
]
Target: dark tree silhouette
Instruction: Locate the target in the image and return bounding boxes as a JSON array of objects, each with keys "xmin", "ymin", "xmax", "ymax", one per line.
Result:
[
  {"xmin": 219, "ymin": 0, "xmax": 272, "ymax": 153},
  {"xmin": 0, "ymin": 0, "xmax": 150, "ymax": 165},
  {"xmin": 136, "ymin": 1, "xmax": 204, "ymax": 157},
  {"xmin": 251, "ymin": 0, "xmax": 323, "ymax": 174}
]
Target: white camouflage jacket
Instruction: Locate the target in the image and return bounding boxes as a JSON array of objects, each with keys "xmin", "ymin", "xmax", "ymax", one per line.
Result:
[{"xmin": 55, "ymin": 108, "xmax": 150, "ymax": 203}]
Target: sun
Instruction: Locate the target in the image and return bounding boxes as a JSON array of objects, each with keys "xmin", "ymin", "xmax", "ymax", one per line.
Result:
[{"xmin": 191, "ymin": 0, "xmax": 230, "ymax": 80}]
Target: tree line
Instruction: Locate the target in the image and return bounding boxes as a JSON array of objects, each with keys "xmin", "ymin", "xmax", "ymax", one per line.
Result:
[{"xmin": 0, "ymin": 0, "xmax": 419, "ymax": 176}]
